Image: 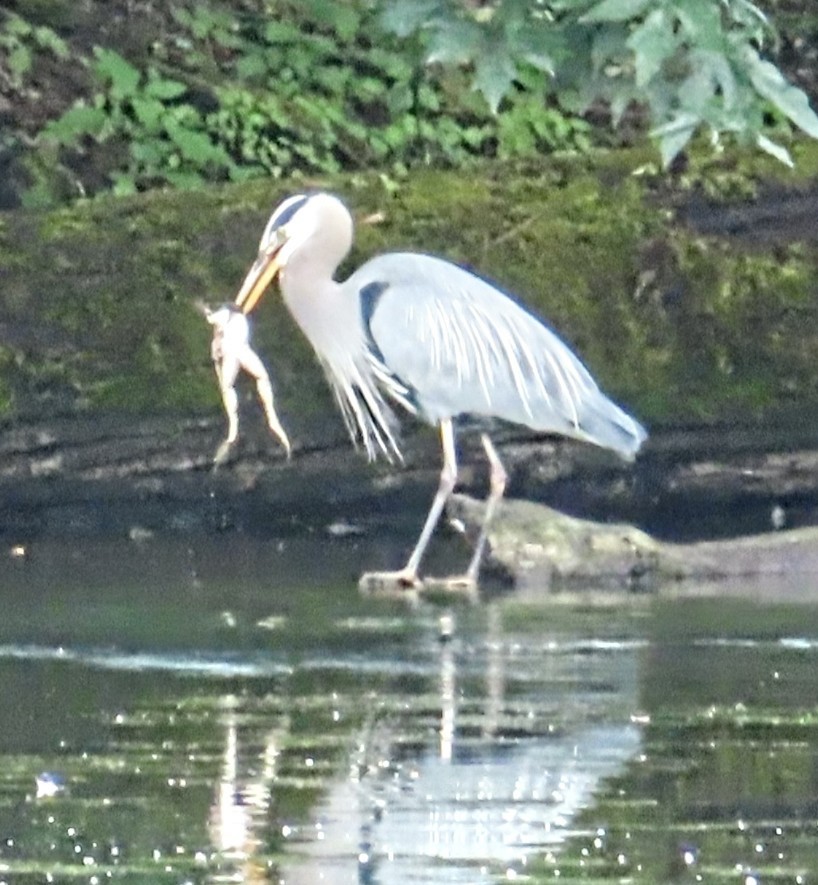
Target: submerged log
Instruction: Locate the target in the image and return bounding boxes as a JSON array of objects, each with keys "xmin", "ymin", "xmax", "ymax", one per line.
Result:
[
  {"xmin": 2, "ymin": 407, "xmax": 818, "ymax": 605},
  {"xmin": 449, "ymin": 491, "xmax": 818, "ymax": 599}
]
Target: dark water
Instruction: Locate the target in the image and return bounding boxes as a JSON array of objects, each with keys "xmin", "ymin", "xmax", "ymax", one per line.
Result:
[{"xmin": 1, "ymin": 536, "xmax": 817, "ymax": 883}]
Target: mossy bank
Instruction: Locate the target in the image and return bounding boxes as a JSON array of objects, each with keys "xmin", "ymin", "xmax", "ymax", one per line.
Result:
[{"xmin": 2, "ymin": 146, "xmax": 818, "ymax": 442}]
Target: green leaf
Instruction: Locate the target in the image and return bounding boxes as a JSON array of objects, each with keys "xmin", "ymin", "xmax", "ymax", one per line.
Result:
[
  {"xmin": 130, "ymin": 139, "xmax": 167, "ymax": 168},
  {"xmin": 588, "ymin": 23, "xmax": 628, "ymax": 74},
  {"xmin": 144, "ymin": 73, "xmax": 187, "ymax": 101},
  {"xmin": 263, "ymin": 21, "xmax": 302, "ymax": 44},
  {"xmin": 304, "ymin": 0, "xmax": 361, "ymax": 41},
  {"xmin": 756, "ymin": 133, "xmax": 793, "ymax": 168},
  {"xmin": 131, "ymin": 97, "xmax": 167, "ymax": 132},
  {"xmin": 506, "ymin": 17, "xmax": 561, "ymax": 76},
  {"xmin": 164, "ymin": 170, "xmax": 205, "ymax": 189},
  {"xmin": 41, "ymin": 103, "xmax": 108, "ymax": 145},
  {"xmin": 678, "ymin": 67, "xmax": 716, "ymax": 117},
  {"xmin": 165, "ymin": 122, "xmax": 229, "ymax": 166},
  {"xmin": 110, "ymin": 173, "xmax": 137, "ymax": 196},
  {"xmin": 380, "ymin": 0, "xmax": 443, "ymax": 38},
  {"xmin": 610, "ymin": 89, "xmax": 633, "ymax": 126},
  {"xmin": 675, "ymin": 48, "xmax": 740, "ymax": 120},
  {"xmin": 728, "ymin": 0, "xmax": 770, "ymax": 40},
  {"xmin": 170, "ymin": 8, "xmax": 194, "ymax": 30},
  {"xmin": 367, "ymin": 46, "xmax": 413, "ymax": 80},
  {"xmin": 235, "ymin": 52, "xmax": 269, "ymax": 81},
  {"xmin": 227, "ymin": 164, "xmax": 265, "ymax": 183},
  {"xmin": 416, "ymin": 82, "xmax": 441, "ymax": 111},
  {"xmin": 627, "ymin": 9, "xmax": 676, "ymax": 87},
  {"xmin": 650, "ymin": 112, "xmax": 699, "ymax": 166},
  {"xmin": 426, "ymin": 20, "xmax": 483, "ymax": 65},
  {"xmin": 474, "ymin": 46, "xmax": 518, "ymax": 113},
  {"xmin": 699, "ymin": 49, "xmax": 738, "ymax": 112},
  {"xmin": 5, "ymin": 13, "xmax": 32, "ymax": 37},
  {"xmin": 7, "ymin": 43, "xmax": 32, "ymax": 85},
  {"xmin": 581, "ymin": 0, "xmax": 653, "ymax": 23},
  {"xmin": 743, "ymin": 47, "xmax": 818, "ymax": 139},
  {"xmin": 33, "ymin": 25, "xmax": 69, "ymax": 59},
  {"xmin": 387, "ymin": 82, "xmax": 415, "ymax": 116},
  {"xmin": 672, "ymin": 0, "xmax": 724, "ymax": 52},
  {"xmin": 93, "ymin": 48, "xmax": 142, "ymax": 100}
]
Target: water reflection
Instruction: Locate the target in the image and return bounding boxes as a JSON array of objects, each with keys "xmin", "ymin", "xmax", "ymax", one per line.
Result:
[
  {"xmin": 285, "ymin": 603, "xmax": 643, "ymax": 884},
  {"xmin": 2, "ymin": 538, "xmax": 818, "ymax": 882},
  {"xmin": 209, "ymin": 694, "xmax": 280, "ymax": 883}
]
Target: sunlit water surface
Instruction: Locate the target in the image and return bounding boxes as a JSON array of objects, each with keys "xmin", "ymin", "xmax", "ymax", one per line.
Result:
[{"xmin": 2, "ymin": 536, "xmax": 818, "ymax": 883}]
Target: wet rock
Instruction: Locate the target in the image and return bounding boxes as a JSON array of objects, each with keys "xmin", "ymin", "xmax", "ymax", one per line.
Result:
[
  {"xmin": 450, "ymin": 491, "xmax": 818, "ymax": 597},
  {"xmin": 448, "ymin": 493, "xmax": 665, "ymax": 594},
  {"xmin": 3, "ymin": 410, "xmax": 818, "ymax": 603}
]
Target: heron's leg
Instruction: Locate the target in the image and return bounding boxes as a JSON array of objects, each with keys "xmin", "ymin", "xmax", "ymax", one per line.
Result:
[
  {"xmin": 239, "ymin": 346, "xmax": 291, "ymax": 457},
  {"xmin": 463, "ymin": 433, "xmax": 507, "ymax": 584},
  {"xmin": 359, "ymin": 419, "xmax": 457, "ymax": 592},
  {"xmin": 402, "ymin": 418, "xmax": 458, "ymax": 579}
]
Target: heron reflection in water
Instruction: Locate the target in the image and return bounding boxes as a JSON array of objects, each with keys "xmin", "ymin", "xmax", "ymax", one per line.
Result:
[
  {"xmin": 202, "ymin": 302, "xmax": 290, "ymax": 466},
  {"xmin": 232, "ymin": 193, "xmax": 647, "ymax": 590}
]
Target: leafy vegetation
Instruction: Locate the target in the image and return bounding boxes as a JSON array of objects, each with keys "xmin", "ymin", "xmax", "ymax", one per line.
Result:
[
  {"xmin": 382, "ymin": 0, "xmax": 818, "ymax": 167},
  {"xmin": 1, "ymin": 1, "xmax": 593, "ymax": 208},
  {"xmin": 1, "ymin": 1, "xmax": 816, "ymax": 207},
  {"xmin": 2, "ymin": 150, "xmax": 818, "ymax": 425},
  {"xmin": 0, "ymin": 11, "xmax": 69, "ymax": 88},
  {"xmin": 1, "ymin": 2, "xmax": 818, "ymax": 427},
  {"xmin": 0, "ymin": 1, "xmax": 816, "ymax": 208}
]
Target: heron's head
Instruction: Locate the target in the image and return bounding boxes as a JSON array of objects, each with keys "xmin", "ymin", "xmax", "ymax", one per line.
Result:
[{"xmin": 234, "ymin": 192, "xmax": 353, "ymax": 314}]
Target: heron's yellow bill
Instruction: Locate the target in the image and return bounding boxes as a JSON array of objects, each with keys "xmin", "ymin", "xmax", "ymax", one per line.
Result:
[{"xmin": 234, "ymin": 249, "xmax": 282, "ymax": 314}]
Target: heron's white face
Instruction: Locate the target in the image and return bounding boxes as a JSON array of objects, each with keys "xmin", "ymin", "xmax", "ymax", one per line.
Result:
[
  {"xmin": 259, "ymin": 194, "xmax": 311, "ymax": 251},
  {"xmin": 234, "ymin": 193, "xmax": 352, "ymax": 314},
  {"xmin": 232, "ymin": 194, "xmax": 307, "ymax": 314}
]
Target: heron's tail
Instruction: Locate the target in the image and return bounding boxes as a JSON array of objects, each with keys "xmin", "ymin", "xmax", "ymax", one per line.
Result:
[{"xmin": 577, "ymin": 394, "xmax": 647, "ymax": 461}]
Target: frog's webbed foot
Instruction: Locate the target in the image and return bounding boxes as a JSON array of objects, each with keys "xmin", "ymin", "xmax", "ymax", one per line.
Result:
[{"xmin": 212, "ymin": 437, "xmax": 235, "ymax": 470}]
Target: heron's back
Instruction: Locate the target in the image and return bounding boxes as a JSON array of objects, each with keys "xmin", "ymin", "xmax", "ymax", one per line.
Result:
[{"xmin": 350, "ymin": 252, "xmax": 646, "ymax": 459}]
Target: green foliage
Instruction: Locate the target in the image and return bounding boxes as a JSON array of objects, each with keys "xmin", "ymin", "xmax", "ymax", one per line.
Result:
[
  {"xmin": 381, "ymin": 0, "xmax": 818, "ymax": 167},
  {"xmin": 38, "ymin": 47, "xmax": 237, "ymax": 196},
  {"xmin": 18, "ymin": 0, "xmax": 593, "ymax": 206},
  {"xmin": 0, "ymin": 10, "xmax": 68, "ymax": 87},
  {"xmin": 3, "ymin": 153, "xmax": 818, "ymax": 423},
  {"xmin": 11, "ymin": 0, "xmax": 817, "ymax": 205}
]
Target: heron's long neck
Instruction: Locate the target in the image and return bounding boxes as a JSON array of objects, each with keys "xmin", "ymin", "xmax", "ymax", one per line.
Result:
[
  {"xmin": 279, "ymin": 256, "xmax": 352, "ymax": 360},
  {"xmin": 277, "ymin": 236, "xmax": 402, "ymax": 462}
]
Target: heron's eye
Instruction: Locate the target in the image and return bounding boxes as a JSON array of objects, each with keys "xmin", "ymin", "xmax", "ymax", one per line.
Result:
[{"xmin": 265, "ymin": 226, "xmax": 288, "ymax": 253}]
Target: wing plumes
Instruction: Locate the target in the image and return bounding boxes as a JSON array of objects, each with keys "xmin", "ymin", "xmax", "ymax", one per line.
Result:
[
  {"xmin": 477, "ymin": 303, "xmax": 645, "ymax": 458},
  {"xmin": 368, "ymin": 355, "xmax": 419, "ymax": 416},
  {"xmin": 434, "ymin": 296, "xmax": 595, "ymax": 428},
  {"xmin": 573, "ymin": 394, "xmax": 647, "ymax": 461},
  {"xmin": 349, "ymin": 252, "xmax": 647, "ymax": 461},
  {"xmin": 411, "ymin": 289, "xmax": 645, "ymax": 460}
]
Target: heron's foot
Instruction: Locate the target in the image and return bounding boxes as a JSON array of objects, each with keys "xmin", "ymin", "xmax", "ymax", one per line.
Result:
[
  {"xmin": 212, "ymin": 438, "xmax": 235, "ymax": 470},
  {"xmin": 358, "ymin": 568, "xmax": 423, "ymax": 598},
  {"xmin": 421, "ymin": 573, "xmax": 479, "ymax": 599}
]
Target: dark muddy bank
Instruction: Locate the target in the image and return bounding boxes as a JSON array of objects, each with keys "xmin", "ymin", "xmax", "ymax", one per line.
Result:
[
  {"xmin": 3, "ymin": 154, "xmax": 818, "ymax": 578},
  {"xmin": 2, "ymin": 408, "xmax": 817, "ymax": 592}
]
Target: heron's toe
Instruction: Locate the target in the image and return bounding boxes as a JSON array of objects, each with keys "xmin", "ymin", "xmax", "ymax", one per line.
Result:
[
  {"xmin": 421, "ymin": 574, "xmax": 479, "ymax": 599},
  {"xmin": 358, "ymin": 569, "xmax": 423, "ymax": 598}
]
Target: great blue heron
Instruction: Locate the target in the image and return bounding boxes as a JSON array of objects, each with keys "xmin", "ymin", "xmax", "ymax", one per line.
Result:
[
  {"xmin": 234, "ymin": 192, "xmax": 647, "ymax": 591},
  {"xmin": 202, "ymin": 302, "xmax": 291, "ymax": 466}
]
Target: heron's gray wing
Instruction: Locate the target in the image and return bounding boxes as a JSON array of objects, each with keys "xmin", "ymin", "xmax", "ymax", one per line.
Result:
[{"xmin": 351, "ymin": 253, "xmax": 646, "ymax": 459}]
